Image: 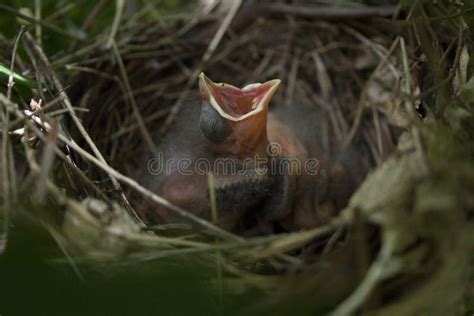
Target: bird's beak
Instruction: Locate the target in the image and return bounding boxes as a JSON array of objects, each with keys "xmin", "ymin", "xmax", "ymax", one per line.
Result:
[{"xmin": 199, "ymin": 72, "xmax": 281, "ymax": 122}]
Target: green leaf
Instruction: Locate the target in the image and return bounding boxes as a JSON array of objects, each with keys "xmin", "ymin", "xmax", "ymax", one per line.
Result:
[{"xmin": 0, "ymin": 62, "xmax": 38, "ymax": 89}]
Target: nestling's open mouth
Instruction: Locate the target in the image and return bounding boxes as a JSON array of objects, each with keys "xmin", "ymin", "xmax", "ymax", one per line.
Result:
[{"xmin": 199, "ymin": 73, "xmax": 281, "ymax": 122}]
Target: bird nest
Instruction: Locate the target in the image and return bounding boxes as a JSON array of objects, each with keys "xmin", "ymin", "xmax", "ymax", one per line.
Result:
[{"xmin": 0, "ymin": 1, "xmax": 473, "ymax": 314}]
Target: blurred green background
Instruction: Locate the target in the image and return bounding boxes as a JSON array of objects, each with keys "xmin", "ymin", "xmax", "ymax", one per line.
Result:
[{"xmin": 0, "ymin": 0, "xmax": 194, "ymax": 56}]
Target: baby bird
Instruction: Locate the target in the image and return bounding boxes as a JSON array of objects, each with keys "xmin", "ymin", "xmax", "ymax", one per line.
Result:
[{"xmin": 136, "ymin": 73, "xmax": 371, "ymax": 233}]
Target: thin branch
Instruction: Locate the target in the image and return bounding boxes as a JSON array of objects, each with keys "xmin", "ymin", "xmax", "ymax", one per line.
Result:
[
  {"xmin": 263, "ymin": 4, "xmax": 399, "ymax": 19},
  {"xmin": 106, "ymin": 0, "xmax": 125, "ymax": 48},
  {"xmin": 82, "ymin": 0, "xmax": 110, "ymax": 32},
  {"xmin": 35, "ymin": 0, "xmax": 42, "ymax": 47},
  {"xmin": 7, "ymin": 26, "xmax": 26, "ymax": 99},
  {"xmin": 110, "ymin": 40, "xmax": 157, "ymax": 154},
  {"xmin": 22, "ymin": 32, "xmax": 142, "ymax": 224},
  {"xmin": 202, "ymin": 0, "xmax": 242, "ymax": 63}
]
